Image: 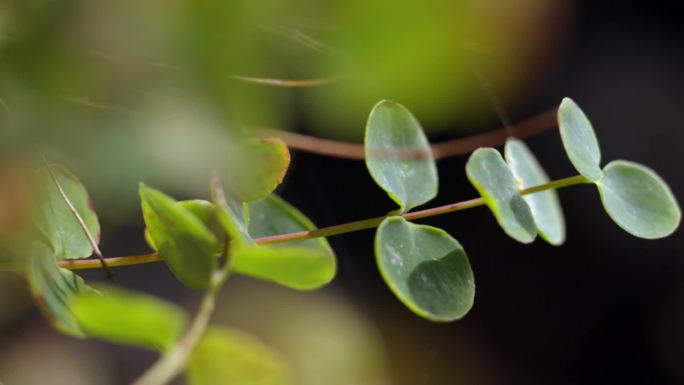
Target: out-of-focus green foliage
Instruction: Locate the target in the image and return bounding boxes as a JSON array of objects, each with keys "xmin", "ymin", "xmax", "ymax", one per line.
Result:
[
  {"xmin": 33, "ymin": 164, "xmax": 100, "ymax": 260},
  {"xmin": 27, "ymin": 242, "xmax": 94, "ymax": 337},
  {"xmin": 71, "ymin": 285, "xmax": 188, "ymax": 352},
  {"xmin": 0, "ymin": 0, "xmax": 557, "ymax": 217},
  {"xmin": 140, "ymin": 184, "xmax": 218, "ymax": 289},
  {"xmin": 187, "ymin": 326, "xmax": 292, "ymax": 385}
]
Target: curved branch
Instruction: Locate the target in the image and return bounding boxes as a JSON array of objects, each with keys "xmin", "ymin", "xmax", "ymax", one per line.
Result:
[{"xmin": 256, "ymin": 108, "xmax": 558, "ymax": 160}]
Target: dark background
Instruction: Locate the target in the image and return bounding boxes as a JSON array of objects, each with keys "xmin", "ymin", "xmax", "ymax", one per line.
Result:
[
  {"xmin": 1, "ymin": 1, "xmax": 683, "ymax": 384},
  {"xmin": 275, "ymin": 2, "xmax": 684, "ymax": 384}
]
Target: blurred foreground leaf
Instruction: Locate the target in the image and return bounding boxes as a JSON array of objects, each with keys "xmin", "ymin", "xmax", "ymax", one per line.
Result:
[
  {"xmin": 70, "ymin": 285, "xmax": 188, "ymax": 351},
  {"xmin": 27, "ymin": 242, "xmax": 95, "ymax": 337},
  {"xmin": 187, "ymin": 326, "xmax": 292, "ymax": 385},
  {"xmin": 33, "ymin": 165, "xmax": 100, "ymax": 260},
  {"xmin": 223, "ymin": 138, "xmax": 290, "ymax": 203},
  {"xmin": 140, "ymin": 184, "xmax": 218, "ymax": 289}
]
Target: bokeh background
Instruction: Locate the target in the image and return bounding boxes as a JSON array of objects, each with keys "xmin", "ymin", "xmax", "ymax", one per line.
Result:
[{"xmin": 1, "ymin": 0, "xmax": 683, "ymax": 384}]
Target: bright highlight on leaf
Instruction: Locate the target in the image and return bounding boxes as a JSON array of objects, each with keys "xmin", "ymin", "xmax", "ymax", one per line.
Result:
[
  {"xmin": 27, "ymin": 242, "xmax": 95, "ymax": 337},
  {"xmin": 466, "ymin": 148, "xmax": 537, "ymax": 244},
  {"xmin": 597, "ymin": 160, "xmax": 681, "ymax": 239},
  {"xmin": 505, "ymin": 138, "xmax": 566, "ymax": 245},
  {"xmin": 558, "ymin": 97, "xmax": 603, "ymax": 181},
  {"xmin": 70, "ymin": 285, "xmax": 188, "ymax": 352},
  {"xmin": 140, "ymin": 184, "xmax": 218, "ymax": 289},
  {"xmin": 230, "ymin": 194, "xmax": 336, "ymax": 290},
  {"xmin": 365, "ymin": 100, "xmax": 438, "ymax": 213},
  {"xmin": 33, "ymin": 165, "xmax": 100, "ymax": 260},
  {"xmin": 222, "ymin": 138, "xmax": 291, "ymax": 203},
  {"xmin": 187, "ymin": 327, "xmax": 292, "ymax": 385},
  {"xmin": 375, "ymin": 217, "xmax": 474, "ymax": 322}
]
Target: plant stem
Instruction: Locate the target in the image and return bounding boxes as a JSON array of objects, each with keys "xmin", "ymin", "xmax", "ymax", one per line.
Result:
[
  {"xmin": 132, "ymin": 266, "xmax": 227, "ymax": 385},
  {"xmin": 58, "ymin": 174, "xmax": 591, "ymax": 271},
  {"xmin": 132, "ymin": 178, "xmax": 235, "ymax": 385}
]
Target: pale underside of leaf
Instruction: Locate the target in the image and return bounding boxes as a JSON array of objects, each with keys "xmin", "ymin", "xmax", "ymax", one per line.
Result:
[
  {"xmin": 558, "ymin": 97, "xmax": 603, "ymax": 181},
  {"xmin": 504, "ymin": 138, "xmax": 566, "ymax": 245},
  {"xmin": 466, "ymin": 148, "xmax": 537, "ymax": 244},
  {"xmin": 364, "ymin": 100, "xmax": 438, "ymax": 213},
  {"xmin": 597, "ymin": 160, "xmax": 681, "ymax": 239}
]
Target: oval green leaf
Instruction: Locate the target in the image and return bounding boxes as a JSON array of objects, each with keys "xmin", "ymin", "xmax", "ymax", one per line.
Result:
[
  {"xmin": 364, "ymin": 100, "xmax": 438, "ymax": 213},
  {"xmin": 140, "ymin": 184, "xmax": 218, "ymax": 289},
  {"xmin": 33, "ymin": 165, "xmax": 100, "ymax": 260},
  {"xmin": 27, "ymin": 242, "xmax": 96, "ymax": 337},
  {"xmin": 558, "ymin": 97, "xmax": 603, "ymax": 181},
  {"xmin": 504, "ymin": 138, "xmax": 566, "ymax": 245},
  {"xmin": 466, "ymin": 148, "xmax": 537, "ymax": 244},
  {"xmin": 375, "ymin": 217, "xmax": 474, "ymax": 322},
  {"xmin": 597, "ymin": 160, "xmax": 681, "ymax": 239},
  {"xmin": 187, "ymin": 326, "xmax": 292, "ymax": 385},
  {"xmin": 231, "ymin": 195, "xmax": 336, "ymax": 290},
  {"xmin": 70, "ymin": 285, "xmax": 188, "ymax": 352},
  {"xmin": 223, "ymin": 138, "xmax": 291, "ymax": 202}
]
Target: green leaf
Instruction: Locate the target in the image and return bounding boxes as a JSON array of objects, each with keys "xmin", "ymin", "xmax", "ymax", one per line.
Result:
[
  {"xmin": 70, "ymin": 285, "xmax": 188, "ymax": 352},
  {"xmin": 504, "ymin": 138, "xmax": 566, "ymax": 245},
  {"xmin": 558, "ymin": 97, "xmax": 603, "ymax": 181},
  {"xmin": 375, "ymin": 217, "xmax": 474, "ymax": 322},
  {"xmin": 223, "ymin": 138, "xmax": 291, "ymax": 202},
  {"xmin": 230, "ymin": 195, "xmax": 336, "ymax": 290},
  {"xmin": 27, "ymin": 242, "xmax": 95, "ymax": 337},
  {"xmin": 211, "ymin": 178, "xmax": 252, "ymax": 247},
  {"xmin": 597, "ymin": 160, "xmax": 681, "ymax": 239},
  {"xmin": 187, "ymin": 326, "xmax": 292, "ymax": 385},
  {"xmin": 364, "ymin": 100, "xmax": 438, "ymax": 213},
  {"xmin": 466, "ymin": 148, "xmax": 537, "ymax": 244},
  {"xmin": 139, "ymin": 184, "xmax": 218, "ymax": 289},
  {"xmin": 145, "ymin": 200, "xmax": 226, "ymax": 254},
  {"xmin": 33, "ymin": 165, "xmax": 100, "ymax": 260}
]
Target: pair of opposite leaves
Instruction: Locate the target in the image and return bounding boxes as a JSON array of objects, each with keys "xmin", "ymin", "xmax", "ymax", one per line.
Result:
[{"xmin": 366, "ymin": 98, "xmax": 680, "ymax": 321}]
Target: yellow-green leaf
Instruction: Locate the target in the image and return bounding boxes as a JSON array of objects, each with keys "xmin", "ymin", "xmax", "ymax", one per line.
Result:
[
  {"xmin": 187, "ymin": 327, "xmax": 292, "ymax": 385},
  {"xmin": 140, "ymin": 184, "xmax": 218, "ymax": 289},
  {"xmin": 70, "ymin": 285, "xmax": 188, "ymax": 352}
]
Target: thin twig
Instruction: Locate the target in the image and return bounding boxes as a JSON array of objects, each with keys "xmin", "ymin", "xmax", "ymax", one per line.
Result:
[
  {"xmin": 58, "ymin": 175, "xmax": 590, "ymax": 271},
  {"xmin": 44, "ymin": 161, "xmax": 115, "ymax": 281},
  {"xmin": 228, "ymin": 74, "xmax": 340, "ymax": 87}
]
